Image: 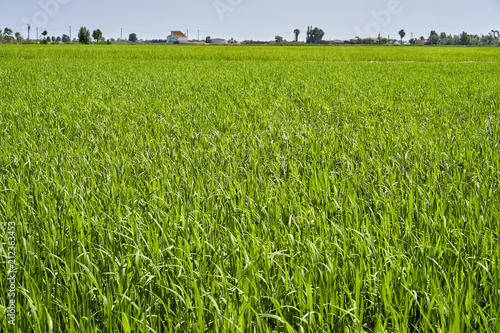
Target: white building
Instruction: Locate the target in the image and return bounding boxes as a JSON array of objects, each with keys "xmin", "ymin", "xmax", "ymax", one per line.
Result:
[
  {"xmin": 167, "ymin": 31, "xmax": 188, "ymax": 44},
  {"xmin": 321, "ymin": 40, "xmax": 344, "ymax": 45},
  {"xmin": 211, "ymin": 38, "xmax": 227, "ymax": 44}
]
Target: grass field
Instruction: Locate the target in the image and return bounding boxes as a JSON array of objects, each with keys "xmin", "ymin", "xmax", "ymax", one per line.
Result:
[{"xmin": 0, "ymin": 44, "xmax": 499, "ymax": 332}]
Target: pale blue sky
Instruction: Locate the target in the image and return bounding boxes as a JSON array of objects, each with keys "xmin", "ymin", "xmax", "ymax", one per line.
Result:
[{"xmin": 2, "ymin": 0, "xmax": 500, "ymax": 41}]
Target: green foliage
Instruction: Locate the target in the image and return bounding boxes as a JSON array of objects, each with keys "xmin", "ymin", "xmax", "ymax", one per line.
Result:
[
  {"xmin": 306, "ymin": 26, "xmax": 325, "ymax": 44},
  {"xmin": 275, "ymin": 35, "xmax": 284, "ymax": 43},
  {"xmin": 294, "ymin": 29, "xmax": 300, "ymax": 42},
  {"xmin": 429, "ymin": 30, "xmax": 440, "ymax": 44},
  {"xmin": 92, "ymin": 29, "xmax": 103, "ymax": 42},
  {"xmin": 460, "ymin": 31, "xmax": 471, "ymax": 45},
  {"xmin": 1, "ymin": 27, "xmax": 15, "ymax": 42},
  {"xmin": 129, "ymin": 33, "xmax": 138, "ymax": 43},
  {"xmin": 3, "ymin": 27, "xmax": 13, "ymax": 37},
  {"xmin": 399, "ymin": 29, "xmax": 406, "ymax": 42},
  {"xmin": 429, "ymin": 34, "xmax": 440, "ymax": 44},
  {"xmin": 0, "ymin": 45, "xmax": 499, "ymax": 332},
  {"xmin": 78, "ymin": 26, "xmax": 91, "ymax": 44}
]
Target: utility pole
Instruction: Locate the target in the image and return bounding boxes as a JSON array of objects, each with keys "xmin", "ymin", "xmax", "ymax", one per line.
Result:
[
  {"xmin": 27, "ymin": 24, "xmax": 31, "ymax": 41},
  {"xmin": 69, "ymin": 26, "xmax": 71, "ymax": 42}
]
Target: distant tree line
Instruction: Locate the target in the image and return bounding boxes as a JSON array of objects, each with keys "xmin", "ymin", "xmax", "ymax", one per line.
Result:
[
  {"xmin": 1, "ymin": 25, "xmax": 499, "ymax": 46},
  {"xmin": 76, "ymin": 27, "xmax": 136, "ymax": 44},
  {"xmin": 407, "ymin": 30, "xmax": 500, "ymax": 46},
  {"xmin": 0, "ymin": 26, "xmax": 139, "ymax": 44},
  {"xmin": 275, "ymin": 27, "xmax": 500, "ymax": 46}
]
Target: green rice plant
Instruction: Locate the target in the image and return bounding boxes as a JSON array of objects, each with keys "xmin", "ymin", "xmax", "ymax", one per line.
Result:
[{"xmin": 0, "ymin": 44, "xmax": 499, "ymax": 332}]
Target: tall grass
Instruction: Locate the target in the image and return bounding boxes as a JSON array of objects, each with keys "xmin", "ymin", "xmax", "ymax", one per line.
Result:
[{"xmin": 0, "ymin": 45, "xmax": 499, "ymax": 332}]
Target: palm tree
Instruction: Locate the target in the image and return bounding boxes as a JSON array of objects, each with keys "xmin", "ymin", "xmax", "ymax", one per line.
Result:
[
  {"xmin": 399, "ymin": 29, "xmax": 406, "ymax": 44},
  {"xmin": 294, "ymin": 29, "xmax": 300, "ymax": 42},
  {"xmin": 15, "ymin": 32, "xmax": 21, "ymax": 43}
]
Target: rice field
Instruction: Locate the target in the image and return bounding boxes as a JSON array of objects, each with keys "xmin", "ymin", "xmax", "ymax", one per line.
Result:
[{"xmin": 0, "ymin": 44, "xmax": 499, "ymax": 332}]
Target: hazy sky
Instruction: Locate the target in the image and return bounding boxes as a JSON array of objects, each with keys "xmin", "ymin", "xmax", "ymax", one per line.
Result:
[{"xmin": 2, "ymin": 0, "xmax": 500, "ymax": 41}]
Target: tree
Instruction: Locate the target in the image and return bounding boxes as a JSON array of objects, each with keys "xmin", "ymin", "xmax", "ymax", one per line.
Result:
[
  {"xmin": 205, "ymin": 36, "xmax": 211, "ymax": 43},
  {"xmin": 128, "ymin": 33, "xmax": 137, "ymax": 43},
  {"xmin": 460, "ymin": 31, "xmax": 470, "ymax": 45},
  {"xmin": 78, "ymin": 27, "xmax": 91, "ymax": 44},
  {"xmin": 313, "ymin": 27, "xmax": 324, "ymax": 43},
  {"xmin": 3, "ymin": 27, "xmax": 13, "ymax": 39},
  {"xmin": 481, "ymin": 34, "xmax": 493, "ymax": 45},
  {"xmin": 15, "ymin": 32, "xmax": 22, "ymax": 43},
  {"xmin": 491, "ymin": 30, "xmax": 500, "ymax": 46},
  {"xmin": 294, "ymin": 29, "xmax": 300, "ymax": 42},
  {"xmin": 2, "ymin": 27, "xmax": 14, "ymax": 42},
  {"xmin": 51, "ymin": 36, "xmax": 56, "ymax": 42},
  {"xmin": 398, "ymin": 29, "xmax": 406, "ymax": 44},
  {"xmin": 441, "ymin": 34, "xmax": 454, "ymax": 45},
  {"xmin": 56, "ymin": 36, "xmax": 61, "ymax": 42},
  {"xmin": 40, "ymin": 30, "xmax": 48, "ymax": 44},
  {"xmin": 429, "ymin": 30, "xmax": 439, "ymax": 44},
  {"xmin": 306, "ymin": 27, "xmax": 324, "ymax": 44},
  {"xmin": 409, "ymin": 38, "xmax": 416, "ymax": 45},
  {"xmin": 92, "ymin": 29, "xmax": 102, "ymax": 42},
  {"xmin": 275, "ymin": 35, "xmax": 284, "ymax": 43},
  {"xmin": 62, "ymin": 34, "xmax": 70, "ymax": 43},
  {"xmin": 467, "ymin": 34, "xmax": 479, "ymax": 46}
]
